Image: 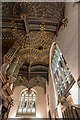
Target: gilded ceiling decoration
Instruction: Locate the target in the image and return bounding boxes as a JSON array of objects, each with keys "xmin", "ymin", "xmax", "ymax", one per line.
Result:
[
  {"xmin": 2, "ymin": 2, "xmax": 65, "ymax": 89},
  {"xmin": 14, "ymin": 76, "xmax": 46, "ymax": 91}
]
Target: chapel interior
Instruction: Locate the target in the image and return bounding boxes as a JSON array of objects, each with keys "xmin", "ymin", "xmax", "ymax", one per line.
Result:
[{"xmin": 0, "ymin": 2, "xmax": 80, "ymax": 119}]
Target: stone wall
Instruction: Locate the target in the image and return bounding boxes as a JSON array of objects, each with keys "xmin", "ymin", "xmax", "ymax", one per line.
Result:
[
  {"xmin": 8, "ymin": 86, "xmax": 47, "ymax": 118},
  {"xmin": 47, "ymin": 2, "xmax": 79, "ymax": 118}
]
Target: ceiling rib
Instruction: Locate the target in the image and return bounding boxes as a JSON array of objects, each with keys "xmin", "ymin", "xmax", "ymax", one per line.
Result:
[{"xmin": 2, "ymin": 2, "xmax": 65, "ymax": 89}]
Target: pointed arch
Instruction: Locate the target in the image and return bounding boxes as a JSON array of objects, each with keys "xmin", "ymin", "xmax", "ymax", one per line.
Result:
[
  {"xmin": 16, "ymin": 89, "xmax": 36, "ymax": 117},
  {"xmin": 49, "ymin": 42, "xmax": 75, "ymax": 103}
]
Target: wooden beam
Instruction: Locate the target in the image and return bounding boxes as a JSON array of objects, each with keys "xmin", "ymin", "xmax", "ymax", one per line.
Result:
[
  {"xmin": 23, "ymin": 15, "xmax": 29, "ymax": 34},
  {"xmin": 2, "ymin": 38, "xmax": 16, "ymax": 43},
  {"xmin": 2, "ymin": 16, "xmax": 59, "ymax": 24},
  {"xmin": 28, "ymin": 19, "xmax": 59, "ymax": 24},
  {"xmin": 56, "ymin": 23, "xmax": 59, "ymax": 37},
  {"xmin": 19, "ymin": 71, "xmax": 48, "ymax": 74}
]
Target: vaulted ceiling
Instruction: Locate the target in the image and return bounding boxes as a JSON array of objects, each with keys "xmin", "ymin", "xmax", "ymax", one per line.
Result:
[{"xmin": 2, "ymin": 2, "xmax": 65, "ymax": 90}]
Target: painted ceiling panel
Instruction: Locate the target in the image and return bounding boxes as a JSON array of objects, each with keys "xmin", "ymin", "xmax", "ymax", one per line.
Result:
[{"xmin": 2, "ymin": 2, "xmax": 65, "ymax": 88}]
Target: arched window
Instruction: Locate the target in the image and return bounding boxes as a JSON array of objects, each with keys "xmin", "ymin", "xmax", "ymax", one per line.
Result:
[
  {"xmin": 50, "ymin": 42, "xmax": 75, "ymax": 103},
  {"xmin": 16, "ymin": 89, "xmax": 36, "ymax": 116}
]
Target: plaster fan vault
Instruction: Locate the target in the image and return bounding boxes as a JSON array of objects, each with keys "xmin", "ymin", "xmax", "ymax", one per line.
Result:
[{"xmin": 2, "ymin": 2, "xmax": 65, "ymax": 90}]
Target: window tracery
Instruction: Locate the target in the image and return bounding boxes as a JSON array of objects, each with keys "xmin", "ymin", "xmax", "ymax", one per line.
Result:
[
  {"xmin": 51, "ymin": 43, "xmax": 75, "ymax": 102},
  {"xmin": 17, "ymin": 89, "xmax": 36, "ymax": 116}
]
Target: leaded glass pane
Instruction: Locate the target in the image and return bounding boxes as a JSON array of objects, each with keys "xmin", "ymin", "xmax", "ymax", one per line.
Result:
[
  {"xmin": 51, "ymin": 43, "xmax": 75, "ymax": 101},
  {"xmin": 17, "ymin": 90, "xmax": 36, "ymax": 115},
  {"xmin": 32, "ymin": 108, "xmax": 35, "ymax": 113},
  {"xmin": 27, "ymin": 108, "xmax": 31, "ymax": 113},
  {"xmin": 18, "ymin": 108, "xmax": 22, "ymax": 113},
  {"xmin": 23, "ymin": 108, "xmax": 26, "ymax": 113}
]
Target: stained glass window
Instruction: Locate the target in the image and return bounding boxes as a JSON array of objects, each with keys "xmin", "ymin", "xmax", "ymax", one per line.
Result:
[
  {"xmin": 17, "ymin": 89, "xmax": 36, "ymax": 116},
  {"xmin": 51, "ymin": 43, "xmax": 75, "ymax": 102}
]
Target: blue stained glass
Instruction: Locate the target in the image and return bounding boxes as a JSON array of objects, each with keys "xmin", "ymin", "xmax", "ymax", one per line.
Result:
[
  {"xmin": 59, "ymin": 61, "xmax": 63, "ymax": 67},
  {"xmin": 61, "ymin": 90, "xmax": 63, "ymax": 94},
  {"xmin": 64, "ymin": 71, "xmax": 67, "ymax": 76},
  {"xmin": 66, "ymin": 64, "xmax": 69, "ymax": 68},
  {"xmin": 24, "ymin": 102, "xmax": 27, "ymax": 108},
  {"xmin": 17, "ymin": 90, "xmax": 36, "ymax": 115},
  {"xmin": 69, "ymin": 71, "xmax": 71, "ymax": 75},
  {"xmin": 56, "ymin": 70, "xmax": 58, "ymax": 76},
  {"xmin": 59, "ymin": 82, "xmax": 61, "ymax": 86},
  {"xmin": 24, "ymin": 91, "xmax": 27, "ymax": 94},
  {"xmin": 51, "ymin": 44, "xmax": 75, "ymax": 99},
  {"xmin": 33, "ymin": 101, "xmax": 35, "ymax": 107},
  {"xmin": 56, "ymin": 46, "xmax": 62, "ymax": 57},
  {"xmin": 61, "ymin": 77, "xmax": 65, "ymax": 86}
]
